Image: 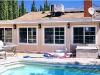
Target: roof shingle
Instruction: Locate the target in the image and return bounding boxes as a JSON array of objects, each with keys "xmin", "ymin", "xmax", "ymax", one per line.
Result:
[{"xmin": 15, "ymin": 11, "xmax": 84, "ymax": 20}]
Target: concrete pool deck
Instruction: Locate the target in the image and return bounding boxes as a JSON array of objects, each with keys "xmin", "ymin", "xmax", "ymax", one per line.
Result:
[{"xmin": 0, "ymin": 52, "xmax": 100, "ymax": 67}]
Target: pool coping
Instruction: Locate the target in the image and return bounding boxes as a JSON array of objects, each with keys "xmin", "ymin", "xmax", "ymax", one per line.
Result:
[
  {"xmin": 1, "ymin": 57, "xmax": 100, "ymax": 69},
  {"xmin": 19, "ymin": 57, "xmax": 100, "ymax": 68}
]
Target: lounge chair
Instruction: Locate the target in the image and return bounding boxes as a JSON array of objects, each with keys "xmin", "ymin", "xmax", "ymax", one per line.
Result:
[
  {"xmin": 44, "ymin": 48, "xmax": 71, "ymax": 58},
  {"xmin": 0, "ymin": 40, "xmax": 6, "ymax": 59}
]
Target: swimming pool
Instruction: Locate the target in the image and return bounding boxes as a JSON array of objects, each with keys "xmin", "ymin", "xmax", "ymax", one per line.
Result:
[{"xmin": 0, "ymin": 61, "xmax": 100, "ymax": 75}]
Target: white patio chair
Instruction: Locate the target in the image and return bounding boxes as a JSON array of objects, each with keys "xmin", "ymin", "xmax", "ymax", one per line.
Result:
[{"xmin": 0, "ymin": 40, "xmax": 6, "ymax": 59}]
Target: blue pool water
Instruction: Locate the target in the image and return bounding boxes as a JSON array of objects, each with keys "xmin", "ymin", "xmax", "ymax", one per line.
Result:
[{"xmin": 1, "ymin": 62, "xmax": 100, "ymax": 75}]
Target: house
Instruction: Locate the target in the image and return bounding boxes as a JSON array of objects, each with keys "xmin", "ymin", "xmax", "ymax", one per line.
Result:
[{"xmin": 0, "ymin": 0, "xmax": 100, "ymax": 54}]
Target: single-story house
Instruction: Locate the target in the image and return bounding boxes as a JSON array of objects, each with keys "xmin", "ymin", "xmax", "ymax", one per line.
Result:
[{"xmin": 0, "ymin": 0, "xmax": 100, "ymax": 55}]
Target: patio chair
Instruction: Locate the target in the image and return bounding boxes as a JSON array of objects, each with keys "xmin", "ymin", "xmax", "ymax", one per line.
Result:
[{"xmin": 0, "ymin": 40, "xmax": 6, "ymax": 59}]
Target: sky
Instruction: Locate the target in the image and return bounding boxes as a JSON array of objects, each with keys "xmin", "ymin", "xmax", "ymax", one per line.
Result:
[{"xmin": 18, "ymin": 0, "xmax": 100, "ymax": 12}]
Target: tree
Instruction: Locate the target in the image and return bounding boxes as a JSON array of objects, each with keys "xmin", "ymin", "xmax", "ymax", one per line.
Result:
[
  {"xmin": 12, "ymin": 0, "xmax": 19, "ymax": 19},
  {"xmin": 21, "ymin": 0, "xmax": 25, "ymax": 15},
  {"xmin": 8, "ymin": 1, "xmax": 13, "ymax": 20},
  {"xmin": 44, "ymin": 0, "xmax": 49, "ymax": 11},
  {"xmin": 3, "ymin": 0, "xmax": 8, "ymax": 20},
  {"xmin": 19, "ymin": 5, "xmax": 22, "ymax": 17},
  {"xmin": 0, "ymin": 0, "xmax": 4, "ymax": 20},
  {"xmin": 19, "ymin": 0, "xmax": 27, "ymax": 17},
  {"xmin": 0, "ymin": 0, "xmax": 8, "ymax": 20},
  {"xmin": 24, "ymin": 8, "xmax": 27, "ymax": 14},
  {"xmin": 40, "ymin": 5, "xmax": 44, "ymax": 11},
  {"xmin": 0, "ymin": 0, "xmax": 19, "ymax": 20},
  {"xmin": 31, "ymin": 0, "xmax": 37, "ymax": 12}
]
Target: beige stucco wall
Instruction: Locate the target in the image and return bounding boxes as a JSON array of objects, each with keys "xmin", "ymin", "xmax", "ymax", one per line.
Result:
[{"xmin": 0, "ymin": 21, "xmax": 100, "ymax": 53}]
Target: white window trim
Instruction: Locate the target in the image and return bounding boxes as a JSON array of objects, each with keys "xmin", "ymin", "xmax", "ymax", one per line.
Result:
[
  {"xmin": 71, "ymin": 25, "xmax": 97, "ymax": 45},
  {"xmin": 42, "ymin": 26, "xmax": 66, "ymax": 46},
  {"xmin": 0, "ymin": 27, "xmax": 13, "ymax": 44},
  {"xmin": 17, "ymin": 26, "xmax": 38, "ymax": 45}
]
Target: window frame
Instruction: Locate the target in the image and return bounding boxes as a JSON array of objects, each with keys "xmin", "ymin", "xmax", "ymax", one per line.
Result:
[
  {"xmin": 0, "ymin": 27, "xmax": 13, "ymax": 44},
  {"xmin": 43, "ymin": 26, "xmax": 66, "ymax": 46},
  {"xmin": 71, "ymin": 25, "xmax": 97, "ymax": 45},
  {"xmin": 18, "ymin": 26, "xmax": 38, "ymax": 45}
]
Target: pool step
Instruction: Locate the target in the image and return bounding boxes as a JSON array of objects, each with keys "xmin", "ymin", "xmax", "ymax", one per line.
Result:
[{"xmin": 0, "ymin": 64, "xmax": 26, "ymax": 74}]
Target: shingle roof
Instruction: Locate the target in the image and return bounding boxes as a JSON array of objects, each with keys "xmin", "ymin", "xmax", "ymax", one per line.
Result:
[
  {"xmin": 15, "ymin": 11, "xmax": 84, "ymax": 20},
  {"xmin": 15, "ymin": 11, "xmax": 100, "ymax": 21}
]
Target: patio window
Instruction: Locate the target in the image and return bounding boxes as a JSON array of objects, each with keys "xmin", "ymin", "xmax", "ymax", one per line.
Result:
[
  {"xmin": 19, "ymin": 27, "xmax": 37, "ymax": 43},
  {"xmin": 0, "ymin": 28, "xmax": 12, "ymax": 43},
  {"xmin": 73, "ymin": 27, "xmax": 96, "ymax": 44},
  {"xmin": 44, "ymin": 27, "xmax": 65, "ymax": 44}
]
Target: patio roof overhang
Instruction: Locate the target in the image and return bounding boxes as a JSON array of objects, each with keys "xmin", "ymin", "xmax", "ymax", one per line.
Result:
[{"xmin": 0, "ymin": 17, "xmax": 100, "ymax": 24}]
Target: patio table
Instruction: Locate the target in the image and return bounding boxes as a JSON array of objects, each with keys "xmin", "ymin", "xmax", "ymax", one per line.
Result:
[{"xmin": 3, "ymin": 44, "xmax": 18, "ymax": 56}]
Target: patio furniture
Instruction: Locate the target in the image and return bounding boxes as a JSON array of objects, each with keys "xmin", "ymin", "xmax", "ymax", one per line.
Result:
[
  {"xmin": 44, "ymin": 47, "xmax": 73, "ymax": 58},
  {"xmin": 3, "ymin": 44, "xmax": 18, "ymax": 57},
  {"xmin": 7, "ymin": 44, "xmax": 18, "ymax": 56},
  {"xmin": 0, "ymin": 40, "xmax": 6, "ymax": 59}
]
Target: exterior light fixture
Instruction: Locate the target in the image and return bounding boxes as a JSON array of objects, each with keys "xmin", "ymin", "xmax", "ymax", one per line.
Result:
[
  {"xmin": 67, "ymin": 23, "xmax": 70, "ymax": 28},
  {"xmin": 38, "ymin": 23, "xmax": 41, "ymax": 29},
  {"xmin": 13, "ymin": 24, "xmax": 16, "ymax": 29},
  {"xmin": 99, "ymin": 23, "xmax": 100, "ymax": 28}
]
